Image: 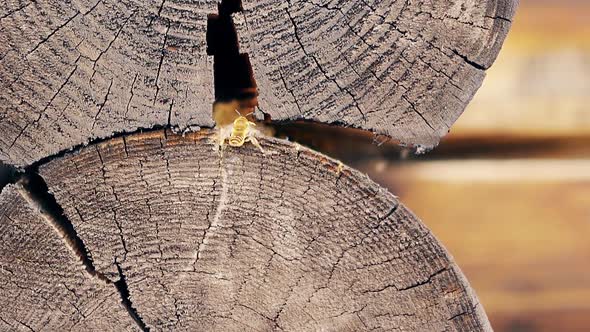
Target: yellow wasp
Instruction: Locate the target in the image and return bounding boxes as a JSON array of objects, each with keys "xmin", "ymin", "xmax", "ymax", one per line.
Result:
[
  {"xmin": 228, "ymin": 114, "xmax": 258, "ymax": 147},
  {"xmin": 212, "ymin": 101, "xmax": 264, "ymax": 153}
]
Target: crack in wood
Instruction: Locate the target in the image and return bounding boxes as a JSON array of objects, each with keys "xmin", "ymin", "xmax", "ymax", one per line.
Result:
[
  {"xmin": 92, "ymin": 79, "xmax": 114, "ymax": 131},
  {"xmin": 90, "ymin": 10, "xmax": 137, "ymax": 85},
  {"xmin": 15, "ymin": 172, "xmax": 106, "ymax": 281},
  {"xmin": 451, "ymin": 49, "xmax": 486, "ymax": 71},
  {"xmin": 14, "ymin": 171, "xmax": 150, "ymax": 331},
  {"xmin": 284, "ymin": 0, "xmax": 367, "ymax": 123},
  {"xmin": 26, "ymin": 12, "xmax": 80, "ymax": 57},
  {"xmin": 114, "ymin": 263, "xmax": 150, "ymax": 331},
  {"xmin": 154, "ymin": 22, "xmax": 171, "ymax": 105},
  {"xmin": 24, "ymin": 126, "xmax": 184, "ymax": 173},
  {"xmin": 191, "ymin": 153, "xmax": 228, "ymax": 269}
]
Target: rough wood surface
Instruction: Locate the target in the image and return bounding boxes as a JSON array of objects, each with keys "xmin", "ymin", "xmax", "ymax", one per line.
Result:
[
  {"xmin": 0, "ymin": 0, "xmax": 517, "ymax": 167},
  {"xmin": 5, "ymin": 128, "xmax": 493, "ymax": 331},
  {"xmin": 0, "ymin": 185, "xmax": 139, "ymax": 331},
  {"xmin": 235, "ymin": 0, "xmax": 517, "ymax": 147},
  {"xmin": 0, "ymin": 0, "xmax": 216, "ymax": 166}
]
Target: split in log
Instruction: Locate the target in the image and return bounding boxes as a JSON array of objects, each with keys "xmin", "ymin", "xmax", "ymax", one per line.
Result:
[
  {"xmin": 0, "ymin": 129, "xmax": 491, "ymax": 331},
  {"xmin": 0, "ymin": 0, "xmax": 517, "ymax": 167},
  {"xmin": 0, "ymin": 185, "xmax": 141, "ymax": 331}
]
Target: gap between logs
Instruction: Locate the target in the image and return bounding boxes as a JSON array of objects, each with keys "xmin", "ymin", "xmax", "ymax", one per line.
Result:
[
  {"xmin": 207, "ymin": 0, "xmax": 257, "ymax": 107},
  {"xmin": 0, "ymin": 0, "xmax": 417, "ymax": 178}
]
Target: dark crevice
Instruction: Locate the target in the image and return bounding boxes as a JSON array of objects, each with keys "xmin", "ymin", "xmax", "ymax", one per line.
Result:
[
  {"xmin": 371, "ymin": 203, "xmax": 400, "ymax": 229},
  {"xmin": 15, "ymin": 171, "xmax": 150, "ymax": 331},
  {"xmin": 114, "ymin": 263, "xmax": 150, "ymax": 331},
  {"xmin": 16, "ymin": 172, "xmax": 107, "ymax": 281},
  {"xmin": 270, "ymin": 120, "xmax": 414, "ymax": 164},
  {"xmin": 207, "ymin": 0, "xmax": 257, "ymax": 104},
  {"xmin": 397, "ymin": 266, "xmax": 449, "ymax": 291},
  {"xmin": 0, "ymin": 162, "xmax": 22, "ymax": 194},
  {"xmin": 448, "ymin": 310, "xmax": 470, "ymax": 321},
  {"xmin": 451, "ymin": 49, "xmax": 487, "ymax": 70}
]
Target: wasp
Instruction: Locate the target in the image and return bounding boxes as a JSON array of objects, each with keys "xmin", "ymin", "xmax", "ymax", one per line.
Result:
[
  {"xmin": 212, "ymin": 101, "xmax": 264, "ymax": 153},
  {"xmin": 228, "ymin": 115, "xmax": 258, "ymax": 147}
]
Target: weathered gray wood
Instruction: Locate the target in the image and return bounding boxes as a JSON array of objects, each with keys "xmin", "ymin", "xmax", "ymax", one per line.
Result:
[
  {"xmin": 0, "ymin": 0, "xmax": 517, "ymax": 167},
  {"xmin": 31, "ymin": 129, "xmax": 491, "ymax": 331},
  {"xmin": 0, "ymin": 0, "xmax": 216, "ymax": 166},
  {"xmin": 235, "ymin": 0, "xmax": 518, "ymax": 148},
  {"xmin": 0, "ymin": 185, "xmax": 139, "ymax": 331}
]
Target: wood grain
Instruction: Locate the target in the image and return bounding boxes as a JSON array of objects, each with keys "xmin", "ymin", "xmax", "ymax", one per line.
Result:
[
  {"xmin": 0, "ymin": 185, "xmax": 139, "ymax": 331},
  {"xmin": 0, "ymin": 0, "xmax": 216, "ymax": 166},
  {"xmin": 0, "ymin": 0, "xmax": 517, "ymax": 167},
  {"xmin": 235, "ymin": 0, "xmax": 518, "ymax": 148},
  {"xmin": 0, "ymin": 128, "xmax": 491, "ymax": 331}
]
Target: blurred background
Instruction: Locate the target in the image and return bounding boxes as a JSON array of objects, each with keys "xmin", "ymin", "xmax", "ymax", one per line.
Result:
[{"xmin": 277, "ymin": 1, "xmax": 590, "ymax": 331}]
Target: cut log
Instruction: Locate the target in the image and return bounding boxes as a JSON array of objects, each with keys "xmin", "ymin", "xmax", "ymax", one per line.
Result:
[
  {"xmin": 0, "ymin": 0, "xmax": 517, "ymax": 167},
  {"xmin": 0, "ymin": 129, "xmax": 492, "ymax": 331},
  {"xmin": 0, "ymin": 0, "xmax": 217, "ymax": 167},
  {"xmin": 235, "ymin": 0, "xmax": 517, "ymax": 147}
]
